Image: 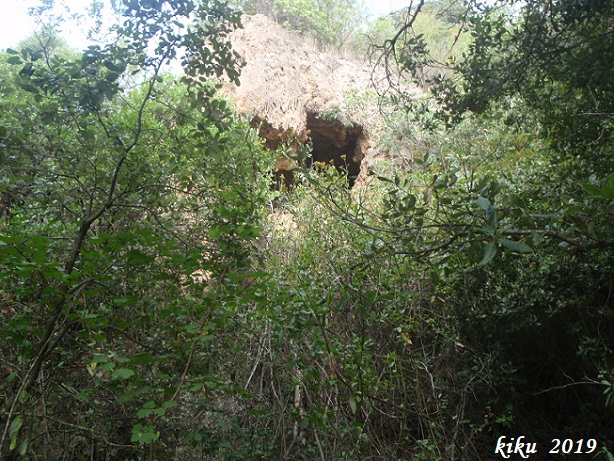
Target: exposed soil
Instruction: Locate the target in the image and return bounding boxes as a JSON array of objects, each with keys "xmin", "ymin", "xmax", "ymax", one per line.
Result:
[{"xmin": 219, "ymin": 14, "xmax": 395, "ymax": 186}]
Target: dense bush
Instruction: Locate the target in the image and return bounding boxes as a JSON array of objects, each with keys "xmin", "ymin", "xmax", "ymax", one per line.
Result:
[
  {"xmin": 1, "ymin": 0, "xmax": 613, "ymax": 460},
  {"xmin": 0, "ymin": 1, "xmax": 275, "ymax": 458}
]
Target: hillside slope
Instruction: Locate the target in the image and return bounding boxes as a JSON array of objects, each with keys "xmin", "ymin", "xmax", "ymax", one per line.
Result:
[{"xmin": 220, "ymin": 14, "xmax": 416, "ymax": 185}]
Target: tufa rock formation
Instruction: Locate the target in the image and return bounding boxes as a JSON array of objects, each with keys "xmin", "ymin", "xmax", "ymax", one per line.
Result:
[{"xmin": 219, "ymin": 14, "xmax": 388, "ymax": 187}]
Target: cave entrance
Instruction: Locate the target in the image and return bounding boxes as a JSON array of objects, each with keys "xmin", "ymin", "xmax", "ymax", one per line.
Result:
[
  {"xmin": 251, "ymin": 112, "xmax": 366, "ymax": 190},
  {"xmin": 306, "ymin": 112, "xmax": 364, "ymax": 187}
]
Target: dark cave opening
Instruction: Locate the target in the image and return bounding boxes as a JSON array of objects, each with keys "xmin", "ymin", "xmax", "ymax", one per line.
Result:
[
  {"xmin": 252, "ymin": 113, "xmax": 366, "ymax": 190},
  {"xmin": 305, "ymin": 112, "xmax": 364, "ymax": 187}
]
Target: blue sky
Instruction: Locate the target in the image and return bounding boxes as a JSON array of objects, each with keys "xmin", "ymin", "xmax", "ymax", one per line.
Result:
[{"xmin": 0, "ymin": 0, "xmax": 409, "ymax": 51}]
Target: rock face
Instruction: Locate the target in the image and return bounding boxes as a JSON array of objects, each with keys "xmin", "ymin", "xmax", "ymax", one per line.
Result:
[{"xmin": 219, "ymin": 14, "xmax": 386, "ymax": 187}]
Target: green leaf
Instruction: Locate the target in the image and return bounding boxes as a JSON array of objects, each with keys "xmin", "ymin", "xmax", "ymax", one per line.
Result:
[
  {"xmin": 131, "ymin": 424, "xmax": 159, "ymax": 445},
  {"xmin": 10, "ymin": 416, "xmax": 23, "ymax": 434},
  {"xmin": 137, "ymin": 407, "xmax": 155, "ymax": 418},
  {"xmin": 349, "ymin": 395, "xmax": 357, "ymax": 414},
  {"xmin": 500, "ymin": 239, "xmax": 533, "ymax": 254},
  {"xmin": 601, "ymin": 185, "xmax": 614, "ymax": 199},
  {"xmin": 530, "ymin": 231, "xmax": 545, "ymax": 241},
  {"xmin": 18, "ymin": 437, "xmax": 28, "ymax": 455},
  {"xmin": 478, "ymin": 242, "xmax": 496, "ymax": 266},
  {"xmin": 118, "ymin": 391, "xmax": 136, "ymax": 404},
  {"xmin": 480, "ymin": 225, "xmax": 496, "ymax": 236},
  {"xmin": 476, "ymin": 196, "xmax": 491, "ymax": 211},
  {"xmin": 92, "ymin": 353, "xmax": 110, "ymax": 363},
  {"xmin": 564, "ymin": 205, "xmax": 582, "ymax": 216},
  {"xmin": 103, "ymin": 59, "xmax": 125, "ymax": 73},
  {"xmin": 112, "ymin": 368, "xmax": 135, "ymax": 379},
  {"xmin": 75, "ymin": 391, "xmax": 91, "ymax": 402},
  {"xmin": 126, "ymin": 249, "xmax": 154, "ymax": 264},
  {"xmin": 19, "ymin": 83, "xmax": 40, "ymax": 94},
  {"xmin": 579, "ymin": 181, "xmax": 602, "ymax": 196}
]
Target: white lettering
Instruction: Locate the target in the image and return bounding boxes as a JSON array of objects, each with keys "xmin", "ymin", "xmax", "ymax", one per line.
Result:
[
  {"xmin": 495, "ymin": 435, "xmax": 539, "ymax": 458},
  {"xmin": 513, "ymin": 436, "xmax": 529, "ymax": 459},
  {"xmin": 495, "ymin": 436, "xmax": 511, "ymax": 459}
]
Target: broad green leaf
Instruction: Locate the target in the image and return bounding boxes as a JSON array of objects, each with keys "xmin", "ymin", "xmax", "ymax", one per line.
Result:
[
  {"xmin": 601, "ymin": 185, "xmax": 614, "ymax": 199},
  {"xmin": 126, "ymin": 249, "xmax": 154, "ymax": 264},
  {"xmin": 501, "ymin": 239, "xmax": 533, "ymax": 254},
  {"xmin": 163, "ymin": 401, "xmax": 178, "ymax": 410},
  {"xmin": 19, "ymin": 83, "xmax": 39, "ymax": 94},
  {"xmin": 137, "ymin": 407, "xmax": 155, "ymax": 418},
  {"xmin": 131, "ymin": 424, "xmax": 159, "ymax": 444},
  {"xmin": 10, "ymin": 415, "xmax": 23, "ymax": 434},
  {"xmin": 480, "ymin": 225, "xmax": 496, "ymax": 236},
  {"xmin": 349, "ymin": 395, "xmax": 357, "ymax": 414},
  {"xmin": 564, "ymin": 205, "xmax": 582, "ymax": 216},
  {"xmin": 75, "ymin": 391, "xmax": 91, "ymax": 402},
  {"xmin": 579, "ymin": 181, "xmax": 602, "ymax": 196},
  {"xmin": 530, "ymin": 231, "xmax": 545, "ymax": 241},
  {"xmin": 102, "ymin": 59, "xmax": 125, "ymax": 73},
  {"xmin": 91, "ymin": 353, "xmax": 110, "ymax": 363},
  {"xmin": 112, "ymin": 368, "xmax": 135, "ymax": 379},
  {"xmin": 478, "ymin": 242, "xmax": 497, "ymax": 266},
  {"xmin": 118, "ymin": 391, "xmax": 136, "ymax": 404},
  {"xmin": 476, "ymin": 196, "xmax": 491, "ymax": 211},
  {"xmin": 130, "ymin": 351, "xmax": 154, "ymax": 365},
  {"xmin": 18, "ymin": 437, "xmax": 28, "ymax": 455}
]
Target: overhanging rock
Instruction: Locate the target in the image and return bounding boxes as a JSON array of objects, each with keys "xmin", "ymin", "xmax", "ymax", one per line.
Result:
[{"xmin": 218, "ymin": 14, "xmax": 388, "ymax": 187}]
